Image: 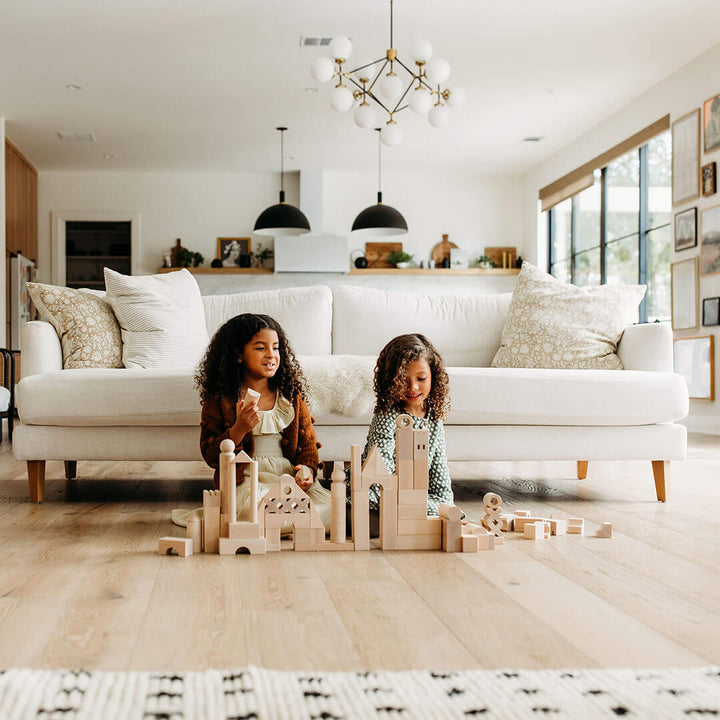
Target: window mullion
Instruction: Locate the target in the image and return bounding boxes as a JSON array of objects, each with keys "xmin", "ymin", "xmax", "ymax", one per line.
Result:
[
  {"xmin": 570, "ymin": 196, "xmax": 578, "ymax": 283},
  {"xmin": 638, "ymin": 145, "xmax": 649, "ymax": 323},
  {"xmin": 600, "ymin": 167, "xmax": 607, "ymax": 284}
]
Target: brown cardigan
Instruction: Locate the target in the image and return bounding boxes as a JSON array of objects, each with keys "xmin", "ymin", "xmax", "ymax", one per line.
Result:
[{"xmin": 199, "ymin": 392, "xmax": 319, "ymax": 484}]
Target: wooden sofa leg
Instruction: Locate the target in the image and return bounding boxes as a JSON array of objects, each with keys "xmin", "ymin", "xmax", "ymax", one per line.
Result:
[
  {"xmin": 27, "ymin": 461, "xmax": 46, "ymax": 503},
  {"xmin": 64, "ymin": 461, "xmax": 77, "ymax": 480},
  {"xmin": 577, "ymin": 461, "xmax": 588, "ymax": 480},
  {"xmin": 651, "ymin": 460, "xmax": 668, "ymax": 502}
]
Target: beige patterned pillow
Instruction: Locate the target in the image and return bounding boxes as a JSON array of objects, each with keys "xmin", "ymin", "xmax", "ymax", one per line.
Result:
[
  {"xmin": 491, "ymin": 263, "xmax": 646, "ymax": 370},
  {"xmin": 27, "ymin": 283, "xmax": 123, "ymax": 369}
]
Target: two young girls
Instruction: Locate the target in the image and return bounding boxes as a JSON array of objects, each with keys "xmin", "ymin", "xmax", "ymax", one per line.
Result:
[{"xmin": 186, "ymin": 313, "xmax": 454, "ymax": 532}]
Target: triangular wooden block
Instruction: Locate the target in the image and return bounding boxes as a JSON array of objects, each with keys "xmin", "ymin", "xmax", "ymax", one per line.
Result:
[{"xmin": 362, "ymin": 445, "xmax": 390, "ymax": 477}]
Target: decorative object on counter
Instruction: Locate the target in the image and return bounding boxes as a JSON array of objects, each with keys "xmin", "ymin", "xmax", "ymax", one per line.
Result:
[
  {"xmin": 170, "ymin": 238, "xmax": 186, "ymax": 267},
  {"xmin": 427, "ymin": 259, "xmax": 435, "ymax": 269},
  {"xmin": 484, "ymin": 246, "xmax": 517, "ymax": 269},
  {"xmin": 450, "ymin": 248, "xmax": 468, "ymax": 269},
  {"xmin": 674, "ymin": 207, "xmax": 697, "ymax": 251},
  {"xmin": 253, "ymin": 128, "xmax": 311, "ymax": 237},
  {"xmin": 365, "ymin": 241, "xmax": 402, "ymax": 268},
  {"xmin": 386, "ymin": 250, "xmax": 414, "ymax": 268},
  {"xmin": 210, "ymin": 259, "xmax": 222, "ymax": 268},
  {"xmin": 441, "ymin": 256, "xmax": 451, "ymax": 268},
  {"xmin": 218, "ymin": 237, "xmax": 251, "ymax": 267},
  {"xmin": 431, "ymin": 234, "xmax": 457, "ymax": 266},
  {"xmin": 701, "ymin": 204, "xmax": 720, "ymax": 275},
  {"xmin": 176, "ymin": 248, "xmax": 204, "ymax": 268},
  {"xmin": 673, "ymin": 335, "xmax": 714, "ymax": 400},
  {"xmin": 476, "ymin": 255, "xmax": 495, "ymax": 269},
  {"xmin": 702, "ymin": 161, "xmax": 717, "ymax": 196},
  {"xmin": 351, "ymin": 249, "xmax": 368, "ymax": 269},
  {"xmin": 703, "ymin": 296, "xmax": 720, "ymax": 326},
  {"xmin": 515, "ymin": 255, "xmax": 523, "ymax": 268},
  {"xmin": 253, "ymin": 244, "xmax": 274, "ymax": 269},
  {"xmin": 351, "ymin": 128, "xmax": 408, "ymax": 236},
  {"xmin": 239, "ymin": 254, "xmax": 252, "ymax": 268},
  {"xmin": 162, "ymin": 252, "xmax": 171, "ymax": 268},
  {"xmin": 308, "ymin": 0, "xmax": 465, "ymax": 146}
]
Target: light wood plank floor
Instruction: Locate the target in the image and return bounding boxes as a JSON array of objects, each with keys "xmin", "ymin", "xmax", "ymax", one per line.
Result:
[{"xmin": 0, "ymin": 434, "xmax": 719, "ymax": 672}]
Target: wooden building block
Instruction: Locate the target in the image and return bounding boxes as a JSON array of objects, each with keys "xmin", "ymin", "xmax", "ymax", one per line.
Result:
[
  {"xmin": 413, "ymin": 457, "xmax": 429, "ymax": 491},
  {"xmin": 396, "ymin": 533, "xmax": 442, "ymax": 550},
  {"xmin": 265, "ymin": 527, "xmax": 281, "ymax": 552},
  {"xmin": 397, "ymin": 516, "xmax": 442, "ymax": 535},
  {"xmin": 396, "ymin": 422, "xmax": 414, "ymax": 461},
  {"xmin": 442, "ymin": 517, "xmax": 463, "ymax": 553},
  {"xmin": 500, "ymin": 513, "xmax": 516, "ymax": 532},
  {"xmin": 476, "ymin": 533, "xmax": 495, "ymax": 551},
  {"xmin": 438, "ymin": 504, "xmax": 463, "ymax": 522},
  {"xmin": 186, "ymin": 516, "xmax": 203, "ymax": 552},
  {"xmin": 413, "ymin": 429, "xmax": 429, "ymax": 458},
  {"xmin": 158, "ymin": 537, "xmax": 193, "ymax": 557},
  {"xmin": 203, "ymin": 497, "xmax": 220, "ymax": 554},
  {"xmin": 549, "ymin": 518, "xmax": 567, "ymax": 536},
  {"xmin": 461, "ymin": 522, "xmax": 486, "ymax": 536},
  {"xmin": 330, "ymin": 462, "xmax": 347, "ymax": 544},
  {"xmin": 513, "ymin": 516, "xmax": 546, "ymax": 532},
  {"xmin": 398, "ymin": 503, "xmax": 428, "ymax": 520},
  {"xmin": 294, "ymin": 527, "xmax": 325, "ymax": 550},
  {"xmin": 397, "ymin": 459, "xmax": 414, "ymax": 490},
  {"xmin": 351, "ymin": 491, "xmax": 370, "ymax": 550},
  {"xmin": 398, "ymin": 489, "xmax": 428, "ymax": 505},
  {"xmin": 244, "ymin": 388, "xmax": 261, "ymax": 407},
  {"xmin": 379, "ymin": 480, "xmax": 399, "ymax": 550},
  {"xmin": 595, "ymin": 522, "xmax": 613, "ymax": 538},
  {"xmin": 227, "ymin": 522, "xmax": 261, "ymax": 540},
  {"xmin": 513, "ymin": 510, "xmax": 531, "ymax": 518},
  {"xmin": 567, "ymin": 517, "xmax": 584, "ymax": 534},
  {"xmin": 218, "ymin": 536, "xmax": 266, "ymax": 555},
  {"xmin": 524, "ymin": 521, "xmax": 550, "ymax": 540},
  {"xmin": 461, "ymin": 534, "xmax": 479, "ymax": 553}
]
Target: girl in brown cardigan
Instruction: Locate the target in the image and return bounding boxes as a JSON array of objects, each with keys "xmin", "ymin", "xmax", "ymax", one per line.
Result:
[{"xmin": 173, "ymin": 313, "xmax": 330, "ymax": 531}]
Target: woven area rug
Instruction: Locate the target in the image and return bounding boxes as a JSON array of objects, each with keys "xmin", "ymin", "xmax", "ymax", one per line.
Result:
[{"xmin": 1, "ymin": 665, "xmax": 719, "ymax": 719}]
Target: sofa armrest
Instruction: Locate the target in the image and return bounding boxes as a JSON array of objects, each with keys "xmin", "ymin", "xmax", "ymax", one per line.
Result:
[
  {"xmin": 21, "ymin": 321, "xmax": 63, "ymax": 377},
  {"xmin": 617, "ymin": 322, "xmax": 673, "ymax": 372}
]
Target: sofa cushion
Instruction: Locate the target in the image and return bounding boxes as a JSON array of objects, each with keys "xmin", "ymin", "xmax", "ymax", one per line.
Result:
[
  {"xmin": 104, "ymin": 268, "xmax": 209, "ymax": 370},
  {"xmin": 492, "ymin": 262, "xmax": 646, "ymax": 370},
  {"xmin": 202, "ymin": 286, "xmax": 333, "ymax": 355},
  {"xmin": 331, "ymin": 285, "xmax": 512, "ymax": 366},
  {"xmin": 26, "ymin": 283, "xmax": 123, "ymax": 369},
  {"xmin": 17, "ymin": 364, "xmax": 687, "ymax": 428}
]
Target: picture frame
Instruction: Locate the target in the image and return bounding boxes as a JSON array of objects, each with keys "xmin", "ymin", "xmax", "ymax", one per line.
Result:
[
  {"xmin": 671, "ymin": 256, "xmax": 698, "ymax": 330},
  {"xmin": 217, "ymin": 237, "xmax": 251, "ymax": 267},
  {"xmin": 701, "ymin": 204, "xmax": 720, "ymax": 275},
  {"xmin": 702, "ymin": 161, "xmax": 717, "ymax": 196},
  {"xmin": 672, "ymin": 109, "xmax": 701, "ymax": 205},
  {"xmin": 703, "ymin": 297, "xmax": 720, "ymax": 326},
  {"xmin": 674, "ymin": 207, "xmax": 697, "ymax": 251},
  {"xmin": 673, "ymin": 335, "xmax": 714, "ymax": 401},
  {"xmin": 703, "ymin": 93, "xmax": 720, "ymax": 154}
]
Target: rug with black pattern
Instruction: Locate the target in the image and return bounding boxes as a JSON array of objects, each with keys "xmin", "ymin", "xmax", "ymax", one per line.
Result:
[{"xmin": 2, "ymin": 665, "xmax": 719, "ymax": 719}]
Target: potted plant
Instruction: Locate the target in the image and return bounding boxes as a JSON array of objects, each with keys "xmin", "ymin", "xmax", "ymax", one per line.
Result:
[
  {"xmin": 253, "ymin": 245, "xmax": 274, "ymax": 269},
  {"xmin": 176, "ymin": 249, "xmax": 205, "ymax": 268},
  {"xmin": 476, "ymin": 255, "xmax": 495, "ymax": 269},
  {"xmin": 386, "ymin": 250, "xmax": 414, "ymax": 268}
]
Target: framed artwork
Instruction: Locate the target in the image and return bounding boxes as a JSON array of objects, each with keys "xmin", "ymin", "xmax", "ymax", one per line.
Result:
[
  {"xmin": 217, "ymin": 237, "xmax": 250, "ymax": 267},
  {"xmin": 701, "ymin": 204, "xmax": 720, "ymax": 275},
  {"xmin": 671, "ymin": 257, "xmax": 698, "ymax": 330},
  {"xmin": 703, "ymin": 297, "xmax": 720, "ymax": 326},
  {"xmin": 703, "ymin": 93, "xmax": 720, "ymax": 154},
  {"xmin": 674, "ymin": 207, "xmax": 697, "ymax": 251},
  {"xmin": 673, "ymin": 335, "xmax": 715, "ymax": 401},
  {"xmin": 702, "ymin": 162, "xmax": 717, "ymax": 196},
  {"xmin": 672, "ymin": 109, "xmax": 701, "ymax": 205}
]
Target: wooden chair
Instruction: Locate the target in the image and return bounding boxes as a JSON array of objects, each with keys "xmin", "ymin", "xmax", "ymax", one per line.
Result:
[{"xmin": 0, "ymin": 349, "xmax": 18, "ymax": 442}]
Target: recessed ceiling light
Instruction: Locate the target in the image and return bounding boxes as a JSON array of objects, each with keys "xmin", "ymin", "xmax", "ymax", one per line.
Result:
[
  {"xmin": 103, "ymin": 154, "xmax": 114, "ymax": 159},
  {"xmin": 66, "ymin": 84, "xmax": 83, "ymax": 91},
  {"xmin": 523, "ymin": 137, "xmax": 543, "ymax": 143}
]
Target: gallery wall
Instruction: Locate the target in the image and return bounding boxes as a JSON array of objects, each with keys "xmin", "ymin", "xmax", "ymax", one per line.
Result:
[{"xmin": 522, "ymin": 40, "xmax": 720, "ymax": 434}]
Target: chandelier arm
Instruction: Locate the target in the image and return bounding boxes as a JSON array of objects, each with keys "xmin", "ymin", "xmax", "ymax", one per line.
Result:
[
  {"xmin": 393, "ymin": 57, "xmax": 418, "ymax": 79},
  {"xmin": 390, "ymin": 77, "xmax": 416, "ymax": 113},
  {"xmin": 348, "ymin": 58, "xmax": 386, "ymax": 76},
  {"xmin": 365, "ymin": 91, "xmax": 392, "ymax": 114}
]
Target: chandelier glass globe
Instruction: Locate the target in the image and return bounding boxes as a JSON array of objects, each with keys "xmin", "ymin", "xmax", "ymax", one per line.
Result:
[
  {"xmin": 428, "ymin": 104, "xmax": 450, "ymax": 128},
  {"xmin": 330, "ymin": 85, "xmax": 354, "ymax": 112},
  {"xmin": 329, "ymin": 36, "xmax": 353, "ymax": 61},
  {"xmin": 381, "ymin": 123, "xmax": 404, "ymax": 147},
  {"xmin": 425, "ymin": 58, "xmax": 451, "ymax": 85},
  {"xmin": 409, "ymin": 39, "xmax": 433, "ymax": 64},
  {"xmin": 378, "ymin": 73, "xmax": 404, "ymax": 103},
  {"xmin": 354, "ymin": 103, "xmax": 377, "ymax": 128},
  {"xmin": 408, "ymin": 88, "xmax": 432, "ymax": 114},
  {"xmin": 310, "ymin": 57, "xmax": 335, "ymax": 84}
]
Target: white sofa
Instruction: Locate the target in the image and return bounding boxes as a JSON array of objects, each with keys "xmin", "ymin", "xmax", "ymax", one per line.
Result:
[{"xmin": 13, "ymin": 284, "xmax": 688, "ymax": 503}]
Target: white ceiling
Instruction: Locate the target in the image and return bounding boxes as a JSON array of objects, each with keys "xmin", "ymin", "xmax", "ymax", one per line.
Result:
[{"xmin": 2, "ymin": 0, "xmax": 720, "ymax": 177}]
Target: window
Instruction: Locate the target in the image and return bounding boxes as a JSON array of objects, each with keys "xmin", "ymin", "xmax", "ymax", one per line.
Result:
[{"xmin": 546, "ymin": 130, "xmax": 671, "ymax": 323}]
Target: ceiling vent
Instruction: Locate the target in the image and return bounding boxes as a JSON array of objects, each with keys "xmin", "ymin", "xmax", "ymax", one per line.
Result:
[
  {"xmin": 299, "ymin": 36, "xmax": 334, "ymax": 47},
  {"xmin": 523, "ymin": 136, "xmax": 543, "ymax": 143},
  {"xmin": 57, "ymin": 131, "xmax": 96, "ymax": 141}
]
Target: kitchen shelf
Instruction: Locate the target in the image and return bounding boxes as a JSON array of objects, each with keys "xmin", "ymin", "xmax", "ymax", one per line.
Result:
[
  {"xmin": 156, "ymin": 267, "xmax": 273, "ymax": 274},
  {"xmin": 347, "ymin": 268, "xmax": 520, "ymax": 276}
]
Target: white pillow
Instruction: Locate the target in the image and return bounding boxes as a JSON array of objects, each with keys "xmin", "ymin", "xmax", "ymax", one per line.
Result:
[
  {"xmin": 104, "ymin": 268, "xmax": 209, "ymax": 370},
  {"xmin": 491, "ymin": 262, "xmax": 646, "ymax": 370}
]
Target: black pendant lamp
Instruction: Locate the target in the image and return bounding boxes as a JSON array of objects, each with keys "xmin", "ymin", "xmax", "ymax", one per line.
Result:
[
  {"xmin": 351, "ymin": 128, "xmax": 408, "ymax": 236},
  {"xmin": 254, "ymin": 127, "xmax": 311, "ymax": 236}
]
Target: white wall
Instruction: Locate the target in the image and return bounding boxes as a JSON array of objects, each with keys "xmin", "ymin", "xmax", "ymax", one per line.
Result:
[
  {"xmin": 522, "ymin": 41, "xmax": 720, "ymax": 434},
  {"xmin": 37, "ymin": 168, "xmax": 523, "ymax": 283},
  {"xmin": 0, "ymin": 118, "xmax": 5, "ymax": 341}
]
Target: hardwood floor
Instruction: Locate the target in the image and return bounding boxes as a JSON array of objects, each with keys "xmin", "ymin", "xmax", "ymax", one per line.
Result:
[{"xmin": 0, "ymin": 435, "xmax": 719, "ymax": 672}]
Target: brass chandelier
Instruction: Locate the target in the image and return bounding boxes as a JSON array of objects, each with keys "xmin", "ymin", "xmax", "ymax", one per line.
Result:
[{"xmin": 309, "ymin": 0, "xmax": 466, "ymax": 147}]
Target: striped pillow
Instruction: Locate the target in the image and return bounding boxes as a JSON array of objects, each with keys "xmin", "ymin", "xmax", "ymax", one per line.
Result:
[{"xmin": 104, "ymin": 268, "xmax": 209, "ymax": 370}]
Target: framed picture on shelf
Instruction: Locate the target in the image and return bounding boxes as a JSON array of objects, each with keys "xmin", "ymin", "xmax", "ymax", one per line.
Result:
[
  {"xmin": 672, "ymin": 109, "xmax": 700, "ymax": 205},
  {"xmin": 703, "ymin": 297, "xmax": 720, "ymax": 326},
  {"xmin": 703, "ymin": 93, "xmax": 720, "ymax": 154},
  {"xmin": 701, "ymin": 204, "xmax": 720, "ymax": 275},
  {"xmin": 671, "ymin": 257, "xmax": 698, "ymax": 330},
  {"xmin": 673, "ymin": 335, "xmax": 715, "ymax": 401},
  {"xmin": 217, "ymin": 237, "xmax": 250, "ymax": 267},
  {"xmin": 674, "ymin": 207, "xmax": 697, "ymax": 251},
  {"xmin": 702, "ymin": 162, "xmax": 717, "ymax": 196}
]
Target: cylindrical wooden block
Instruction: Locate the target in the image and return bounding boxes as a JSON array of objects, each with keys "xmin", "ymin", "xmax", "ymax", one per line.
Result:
[
  {"xmin": 186, "ymin": 516, "xmax": 203, "ymax": 552},
  {"xmin": 219, "ymin": 439, "xmax": 236, "ymax": 519},
  {"xmin": 250, "ymin": 460, "xmax": 258, "ymax": 524},
  {"xmin": 330, "ymin": 462, "xmax": 347, "ymax": 544},
  {"xmin": 438, "ymin": 503, "xmax": 462, "ymax": 522}
]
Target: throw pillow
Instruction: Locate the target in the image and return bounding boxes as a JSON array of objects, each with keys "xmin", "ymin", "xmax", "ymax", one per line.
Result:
[
  {"xmin": 491, "ymin": 262, "xmax": 646, "ymax": 370},
  {"xmin": 26, "ymin": 283, "xmax": 123, "ymax": 369},
  {"xmin": 104, "ymin": 268, "xmax": 209, "ymax": 370}
]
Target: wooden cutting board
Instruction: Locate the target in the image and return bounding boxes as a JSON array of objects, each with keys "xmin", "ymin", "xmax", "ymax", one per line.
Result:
[
  {"xmin": 365, "ymin": 242, "xmax": 402, "ymax": 268},
  {"xmin": 484, "ymin": 246, "xmax": 517, "ymax": 268},
  {"xmin": 431, "ymin": 235, "xmax": 457, "ymax": 265}
]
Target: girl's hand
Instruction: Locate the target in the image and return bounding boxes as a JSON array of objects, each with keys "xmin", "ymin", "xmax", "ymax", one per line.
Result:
[
  {"xmin": 294, "ymin": 465, "xmax": 314, "ymax": 492},
  {"xmin": 231, "ymin": 393, "xmax": 260, "ymax": 439}
]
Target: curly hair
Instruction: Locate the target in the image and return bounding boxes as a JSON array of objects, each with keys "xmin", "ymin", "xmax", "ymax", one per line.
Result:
[
  {"xmin": 373, "ymin": 333, "xmax": 450, "ymax": 420},
  {"xmin": 195, "ymin": 313, "xmax": 307, "ymax": 404}
]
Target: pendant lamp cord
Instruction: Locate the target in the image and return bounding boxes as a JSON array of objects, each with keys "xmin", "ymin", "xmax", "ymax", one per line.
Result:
[
  {"xmin": 376, "ymin": 127, "xmax": 383, "ymax": 203},
  {"xmin": 389, "ymin": 0, "xmax": 394, "ymax": 48},
  {"xmin": 279, "ymin": 128, "xmax": 285, "ymax": 194}
]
